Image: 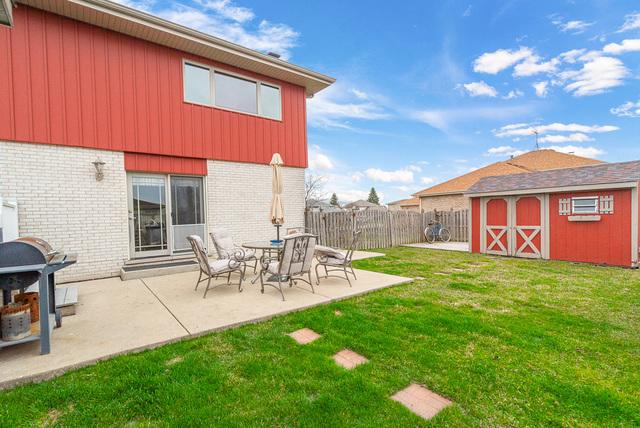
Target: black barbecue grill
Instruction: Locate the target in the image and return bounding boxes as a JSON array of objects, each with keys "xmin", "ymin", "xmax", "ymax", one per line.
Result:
[{"xmin": 0, "ymin": 237, "xmax": 77, "ymax": 354}]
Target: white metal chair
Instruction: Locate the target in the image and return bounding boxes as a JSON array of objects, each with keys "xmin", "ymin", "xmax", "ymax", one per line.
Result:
[
  {"xmin": 210, "ymin": 228, "xmax": 258, "ymax": 275},
  {"xmin": 315, "ymin": 230, "xmax": 361, "ymax": 287},
  {"xmin": 187, "ymin": 235, "xmax": 244, "ymax": 298},
  {"xmin": 259, "ymin": 233, "xmax": 317, "ymax": 301}
]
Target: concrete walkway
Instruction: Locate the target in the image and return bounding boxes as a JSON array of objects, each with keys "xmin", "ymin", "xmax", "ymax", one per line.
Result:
[
  {"xmin": 0, "ymin": 251, "xmax": 411, "ymax": 389},
  {"xmin": 403, "ymin": 242, "xmax": 469, "ymax": 252}
]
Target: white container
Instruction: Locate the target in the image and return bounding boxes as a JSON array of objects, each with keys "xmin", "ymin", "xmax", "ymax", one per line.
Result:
[{"xmin": 0, "ymin": 197, "xmax": 18, "ymax": 243}]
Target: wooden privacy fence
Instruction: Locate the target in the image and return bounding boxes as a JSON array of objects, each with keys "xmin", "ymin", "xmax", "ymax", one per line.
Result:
[{"xmin": 305, "ymin": 208, "xmax": 468, "ymax": 250}]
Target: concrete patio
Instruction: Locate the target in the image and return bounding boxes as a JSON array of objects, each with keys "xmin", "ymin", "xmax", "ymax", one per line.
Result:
[{"xmin": 0, "ymin": 251, "xmax": 412, "ymax": 389}]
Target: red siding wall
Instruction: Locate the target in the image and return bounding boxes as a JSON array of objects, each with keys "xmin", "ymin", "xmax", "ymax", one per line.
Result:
[
  {"xmin": 549, "ymin": 189, "xmax": 632, "ymax": 267},
  {"xmin": 471, "ymin": 198, "xmax": 480, "ymax": 253},
  {"xmin": 0, "ymin": 6, "xmax": 308, "ymax": 167},
  {"xmin": 124, "ymin": 153, "xmax": 208, "ymax": 175}
]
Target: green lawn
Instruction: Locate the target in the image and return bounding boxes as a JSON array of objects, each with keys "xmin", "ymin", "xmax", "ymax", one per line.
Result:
[{"xmin": 1, "ymin": 248, "xmax": 639, "ymax": 427}]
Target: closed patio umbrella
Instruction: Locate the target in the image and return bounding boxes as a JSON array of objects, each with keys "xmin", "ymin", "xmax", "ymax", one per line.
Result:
[{"xmin": 270, "ymin": 153, "xmax": 285, "ymax": 240}]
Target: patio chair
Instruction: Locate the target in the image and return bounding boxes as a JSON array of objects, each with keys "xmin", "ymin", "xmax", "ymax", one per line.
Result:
[
  {"xmin": 210, "ymin": 227, "xmax": 258, "ymax": 275},
  {"xmin": 315, "ymin": 230, "xmax": 361, "ymax": 287},
  {"xmin": 259, "ymin": 233, "xmax": 317, "ymax": 301},
  {"xmin": 187, "ymin": 235, "xmax": 244, "ymax": 298}
]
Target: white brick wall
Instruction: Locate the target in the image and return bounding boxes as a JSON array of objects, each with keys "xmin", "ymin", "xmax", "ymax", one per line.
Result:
[
  {"xmin": 206, "ymin": 160, "xmax": 305, "ymax": 250},
  {"xmin": 0, "ymin": 142, "xmax": 129, "ymax": 282},
  {"xmin": 0, "ymin": 142, "xmax": 307, "ymax": 281}
]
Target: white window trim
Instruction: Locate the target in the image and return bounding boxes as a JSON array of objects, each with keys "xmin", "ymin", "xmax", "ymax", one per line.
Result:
[
  {"xmin": 182, "ymin": 59, "xmax": 282, "ymax": 121},
  {"xmin": 571, "ymin": 196, "xmax": 599, "ymax": 214}
]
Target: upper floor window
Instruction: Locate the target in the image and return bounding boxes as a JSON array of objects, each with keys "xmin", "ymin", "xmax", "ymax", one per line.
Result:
[
  {"xmin": 183, "ymin": 61, "xmax": 281, "ymax": 120},
  {"xmin": 572, "ymin": 197, "xmax": 598, "ymax": 214},
  {"xmin": 183, "ymin": 63, "xmax": 211, "ymax": 105}
]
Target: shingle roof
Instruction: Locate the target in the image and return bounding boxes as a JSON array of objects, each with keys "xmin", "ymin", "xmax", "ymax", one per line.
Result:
[
  {"xmin": 467, "ymin": 160, "xmax": 640, "ymax": 195},
  {"xmin": 388, "ymin": 197, "xmax": 419, "ymax": 207},
  {"xmin": 413, "ymin": 150, "xmax": 603, "ymax": 197}
]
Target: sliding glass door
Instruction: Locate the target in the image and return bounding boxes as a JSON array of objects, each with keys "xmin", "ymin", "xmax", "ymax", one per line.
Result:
[
  {"xmin": 128, "ymin": 174, "xmax": 206, "ymax": 258},
  {"xmin": 130, "ymin": 175, "xmax": 169, "ymax": 257}
]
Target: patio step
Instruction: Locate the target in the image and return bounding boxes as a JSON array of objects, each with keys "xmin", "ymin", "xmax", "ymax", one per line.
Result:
[
  {"xmin": 123, "ymin": 253, "xmax": 194, "ymax": 266},
  {"xmin": 120, "ymin": 259, "xmax": 199, "ymax": 281}
]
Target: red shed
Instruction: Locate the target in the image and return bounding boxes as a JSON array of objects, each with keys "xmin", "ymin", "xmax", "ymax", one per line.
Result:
[{"xmin": 466, "ymin": 160, "xmax": 640, "ymax": 268}]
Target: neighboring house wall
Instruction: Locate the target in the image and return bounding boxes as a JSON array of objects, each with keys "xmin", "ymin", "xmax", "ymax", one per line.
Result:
[
  {"xmin": 420, "ymin": 194, "xmax": 467, "ymax": 212},
  {"xmin": 0, "ymin": 6, "xmax": 308, "ymax": 167},
  {"xmin": 0, "ymin": 141, "xmax": 130, "ymax": 282},
  {"xmin": 549, "ymin": 189, "xmax": 632, "ymax": 267},
  {"xmin": 206, "ymin": 160, "xmax": 305, "ymax": 250}
]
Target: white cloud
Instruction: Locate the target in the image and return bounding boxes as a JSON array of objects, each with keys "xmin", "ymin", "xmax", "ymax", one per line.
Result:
[
  {"xmin": 307, "ymin": 84, "xmax": 389, "ymax": 129},
  {"xmin": 420, "ymin": 176, "xmax": 435, "ymax": 185},
  {"xmin": 121, "ymin": 1, "xmax": 300, "ymax": 60},
  {"xmin": 473, "ymin": 47, "xmax": 533, "ymax": 74},
  {"xmin": 618, "ymin": 12, "xmax": 640, "ymax": 33},
  {"xmin": 513, "ymin": 56, "xmax": 559, "ymax": 76},
  {"xmin": 559, "ymin": 55, "xmax": 629, "ymax": 96},
  {"xmin": 195, "ymin": 0, "xmax": 254, "ymax": 22},
  {"xmin": 555, "ymin": 19, "xmax": 594, "ymax": 34},
  {"xmin": 494, "ymin": 122, "xmax": 619, "ymax": 138},
  {"xmin": 412, "ymin": 105, "xmax": 534, "ymax": 133},
  {"xmin": 611, "ymin": 100, "xmax": 640, "ymax": 118},
  {"xmin": 603, "ymin": 39, "xmax": 640, "ymax": 55},
  {"xmin": 463, "ymin": 5, "xmax": 472, "ymax": 17},
  {"xmin": 533, "ymin": 81, "xmax": 549, "ymax": 97},
  {"xmin": 503, "ymin": 89, "xmax": 524, "ymax": 99},
  {"xmin": 538, "ymin": 133, "xmax": 593, "ymax": 143},
  {"xmin": 486, "ymin": 146, "xmax": 526, "ymax": 157},
  {"xmin": 308, "ymin": 146, "xmax": 334, "ymax": 170},
  {"xmin": 545, "ymin": 145, "xmax": 604, "ymax": 158},
  {"xmin": 365, "ymin": 167, "xmax": 415, "ymax": 184},
  {"xmin": 559, "ymin": 49, "xmax": 586, "ymax": 63},
  {"xmin": 459, "ymin": 81, "xmax": 498, "ymax": 97}
]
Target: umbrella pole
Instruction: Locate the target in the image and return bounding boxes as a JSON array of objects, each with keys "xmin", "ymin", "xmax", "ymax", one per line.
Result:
[{"xmin": 276, "ymin": 224, "xmax": 281, "ymax": 241}]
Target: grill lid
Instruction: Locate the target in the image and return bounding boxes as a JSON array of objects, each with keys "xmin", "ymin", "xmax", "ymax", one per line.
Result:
[{"xmin": 0, "ymin": 237, "xmax": 54, "ymax": 268}]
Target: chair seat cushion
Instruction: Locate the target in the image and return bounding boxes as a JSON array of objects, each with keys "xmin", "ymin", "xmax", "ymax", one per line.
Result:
[
  {"xmin": 236, "ymin": 248, "xmax": 256, "ymax": 260},
  {"xmin": 315, "ymin": 245, "xmax": 346, "ymax": 260},
  {"xmin": 209, "ymin": 259, "xmax": 234, "ymax": 273},
  {"xmin": 320, "ymin": 257, "xmax": 345, "ymax": 266}
]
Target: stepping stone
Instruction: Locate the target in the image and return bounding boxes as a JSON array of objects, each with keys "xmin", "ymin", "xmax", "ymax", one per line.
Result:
[
  {"xmin": 391, "ymin": 383, "xmax": 452, "ymax": 420},
  {"xmin": 334, "ymin": 310, "xmax": 343, "ymax": 316},
  {"xmin": 288, "ymin": 328, "xmax": 321, "ymax": 344},
  {"xmin": 333, "ymin": 349, "xmax": 368, "ymax": 369},
  {"xmin": 434, "ymin": 272, "xmax": 449, "ymax": 276}
]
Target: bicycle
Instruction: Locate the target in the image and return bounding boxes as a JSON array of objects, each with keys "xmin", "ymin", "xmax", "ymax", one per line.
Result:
[{"xmin": 424, "ymin": 220, "xmax": 451, "ymax": 243}]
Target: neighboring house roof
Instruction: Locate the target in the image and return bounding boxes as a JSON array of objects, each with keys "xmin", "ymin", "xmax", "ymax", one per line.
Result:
[
  {"xmin": 306, "ymin": 199, "xmax": 341, "ymax": 211},
  {"xmin": 18, "ymin": 0, "xmax": 335, "ymax": 96},
  {"xmin": 467, "ymin": 160, "xmax": 640, "ymax": 195},
  {"xmin": 388, "ymin": 197, "xmax": 419, "ymax": 207},
  {"xmin": 344, "ymin": 200, "xmax": 379, "ymax": 208},
  {"xmin": 413, "ymin": 150, "xmax": 604, "ymax": 197}
]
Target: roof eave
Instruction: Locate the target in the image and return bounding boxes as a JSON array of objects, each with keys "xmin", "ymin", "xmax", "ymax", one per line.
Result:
[{"xmin": 18, "ymin": 0, "xmax": 335, "ymax": 95}]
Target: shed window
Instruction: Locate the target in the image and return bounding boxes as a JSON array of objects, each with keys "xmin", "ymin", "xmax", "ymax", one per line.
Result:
[{"xmin": 572, "ymin": 197, "xmax": 599, "ymax": 214}]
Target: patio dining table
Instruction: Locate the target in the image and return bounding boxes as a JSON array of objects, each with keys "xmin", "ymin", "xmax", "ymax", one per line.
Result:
[{"xmin": 242, "ymin": 241, "xmax": 285, "ymax": 283}]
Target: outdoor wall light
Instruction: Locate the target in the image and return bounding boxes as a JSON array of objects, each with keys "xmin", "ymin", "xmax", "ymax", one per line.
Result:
[{"xmin": 92, "ymin": 158, "xmax": 106, "ymax": 181}]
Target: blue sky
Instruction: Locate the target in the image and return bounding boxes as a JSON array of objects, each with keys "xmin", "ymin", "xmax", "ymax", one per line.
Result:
[{"xmin": 118, "ymin": 0, "xmax": 640, "ymax": 203}]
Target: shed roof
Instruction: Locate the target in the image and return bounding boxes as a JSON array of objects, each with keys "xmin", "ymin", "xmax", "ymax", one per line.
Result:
[
  {"xmin": 467, "ymin": 160, "xmax": 640, "ymax": 195},
  {"xmin": 17, "ymin": 0, "xmax": 335, "ymax": 96},
  {"xmin": 414, "ymin": 150, "xmax": 603, "ymax": 197}
]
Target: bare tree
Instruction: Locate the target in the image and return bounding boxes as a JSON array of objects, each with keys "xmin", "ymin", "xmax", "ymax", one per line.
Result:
[{"xmin": 305, "ymin": 173, "xmax": 326, "ymax": 204}]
